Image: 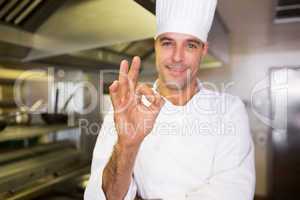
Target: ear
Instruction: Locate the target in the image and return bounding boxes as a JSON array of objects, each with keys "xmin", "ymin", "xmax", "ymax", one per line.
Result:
[
  {"xmin": 202, "ymin": 42, "xmax": 208, "ymax": 56},
  {"xmin": 154, "ymin": 38, "xmax": 158, "ymax": 49}
]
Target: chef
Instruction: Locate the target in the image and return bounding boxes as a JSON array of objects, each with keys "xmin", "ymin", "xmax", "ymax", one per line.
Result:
[{"xmin": 85, "ymin": 0, "xmax": 255, "ymax": 199}]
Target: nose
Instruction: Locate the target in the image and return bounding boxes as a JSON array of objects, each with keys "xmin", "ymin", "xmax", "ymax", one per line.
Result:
[{"xmin": 172, "ymin": 44, "xmax": 184, "ymax": 63}]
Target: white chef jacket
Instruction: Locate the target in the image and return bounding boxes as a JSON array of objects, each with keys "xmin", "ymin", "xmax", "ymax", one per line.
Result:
[{"xmin": 84, "ymin": 82, "xmax": 255, "ymax": 200}]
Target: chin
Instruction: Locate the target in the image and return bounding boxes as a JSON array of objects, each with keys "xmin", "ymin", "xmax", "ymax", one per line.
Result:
[{"xmin": 164, "ymin": 79, "xmax": 188, "ymax": 91}]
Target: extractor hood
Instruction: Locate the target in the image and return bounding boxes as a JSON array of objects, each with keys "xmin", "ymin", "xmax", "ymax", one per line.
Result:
[
  {"xmin": 24, "ymin": 0, "xmax": 156, "ymax": 61},
  {"xmin": 0, "ymin": 0, "xmax": 230, "ymax": 71},
  {"xmin": 274, "ymin": 0, "xmax": 300, "ymax": 24}
]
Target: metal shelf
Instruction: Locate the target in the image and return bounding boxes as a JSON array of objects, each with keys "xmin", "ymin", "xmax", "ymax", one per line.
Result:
[
  {"xmin": 0, "ymin": 140, "xmax": 74, "ymax": 165},
  {"xmin": 0, "ymin": 125, "xmax": 78, "ymax": 142}
]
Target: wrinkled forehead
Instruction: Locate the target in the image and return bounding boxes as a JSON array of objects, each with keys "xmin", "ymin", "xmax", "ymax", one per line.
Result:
[{"xmin": 155, "ymin": 32, "xmax": 204, "ymax": 44}]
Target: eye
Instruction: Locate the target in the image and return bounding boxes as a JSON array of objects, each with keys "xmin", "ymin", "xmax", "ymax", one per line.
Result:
[
  {"xmin": 187, "ymin": 43, "xmax": 198, "ymax": 49},
  {"xmin": 161, "ymin": 41, "xmax": 173, "ymax": 47}
]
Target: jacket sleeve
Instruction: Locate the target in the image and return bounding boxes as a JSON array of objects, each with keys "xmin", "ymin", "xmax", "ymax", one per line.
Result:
[
  {"xmin": 186, "ymin": 97, "xmax": 256, "ymax": 200},
  {"xmin": 84, "ymin": 112, "xmax": 137, "ymax": 200}
]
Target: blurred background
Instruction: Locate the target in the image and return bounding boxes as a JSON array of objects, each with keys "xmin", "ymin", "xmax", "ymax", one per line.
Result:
[{"xmin": 0, "ymin": 0, "xmax": 299, "ymax": 199}]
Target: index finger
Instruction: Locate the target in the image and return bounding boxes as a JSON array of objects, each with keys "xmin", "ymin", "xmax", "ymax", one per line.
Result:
[
  {"xmin": 118, "ymin": 59, "xmax": 129, "ymax": 98},
  {"xmin": 128, "ymin": 56, "xmax": 141, "ymax": 89}
]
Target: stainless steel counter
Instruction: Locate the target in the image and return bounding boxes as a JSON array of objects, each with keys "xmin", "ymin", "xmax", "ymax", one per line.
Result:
[{"xmin": 0, "ymin": 141, "xmax": 89, "ymax": 200}]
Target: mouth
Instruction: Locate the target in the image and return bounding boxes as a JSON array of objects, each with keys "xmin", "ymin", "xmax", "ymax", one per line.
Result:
[{"xmin": 165, "ymin": 65, "xmax": 187, "ymax": 76}]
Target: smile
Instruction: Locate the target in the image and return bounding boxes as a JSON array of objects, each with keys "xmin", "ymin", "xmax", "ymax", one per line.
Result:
[{"xmin": 166, "ymin": 65, "xmax": 187, "ymax": 75}]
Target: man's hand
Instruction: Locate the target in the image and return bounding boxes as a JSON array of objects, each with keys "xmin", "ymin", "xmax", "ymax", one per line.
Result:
[
  {"xmin": 109, "ymin": 56, "xmax": 164, "ymax": 148},
  {"xmin": 102, "ymin": 57, "xmax": 164, "ymax": 199}
]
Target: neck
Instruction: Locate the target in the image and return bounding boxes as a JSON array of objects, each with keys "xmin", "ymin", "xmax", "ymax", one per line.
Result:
[{"xmin": 157, "ymin": 79, "xmax": 199, "ymax": 106}]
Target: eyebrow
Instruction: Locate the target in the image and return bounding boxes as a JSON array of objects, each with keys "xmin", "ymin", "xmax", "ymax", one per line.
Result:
[
  {"xmin": 159, "ymin": 37, "xmax": 173, "ymax": 42},
  {"xmin": 187, "ymin": 39, "xmax": 202, "ymax": 46}
]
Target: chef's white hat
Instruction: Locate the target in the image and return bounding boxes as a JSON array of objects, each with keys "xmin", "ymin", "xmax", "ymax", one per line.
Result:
[{"xmin": 155, "ymin": 0, "xmax": 217, "ymax": 42}]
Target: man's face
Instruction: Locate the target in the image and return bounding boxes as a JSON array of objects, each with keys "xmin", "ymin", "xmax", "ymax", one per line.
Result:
[{"xmin": 155, "ymin": 32, "xmax": 208, "ymax": 91}]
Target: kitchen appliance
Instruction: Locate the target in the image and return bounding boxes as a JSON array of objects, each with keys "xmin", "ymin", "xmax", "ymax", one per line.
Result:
[{"xmin": 269, "ymin": 67, "xmax": 300, "ymax": 199}]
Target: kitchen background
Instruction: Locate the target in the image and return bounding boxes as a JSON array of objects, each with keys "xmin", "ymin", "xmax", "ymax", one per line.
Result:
[{"xmin": 0, "ymin": 0, "xmax": 299, "ymax": 199}]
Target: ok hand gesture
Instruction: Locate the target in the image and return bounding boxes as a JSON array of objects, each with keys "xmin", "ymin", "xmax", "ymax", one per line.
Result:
[{"xmin": 109, "ymin": 56, "xmax": 164, "ymax": 148}]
